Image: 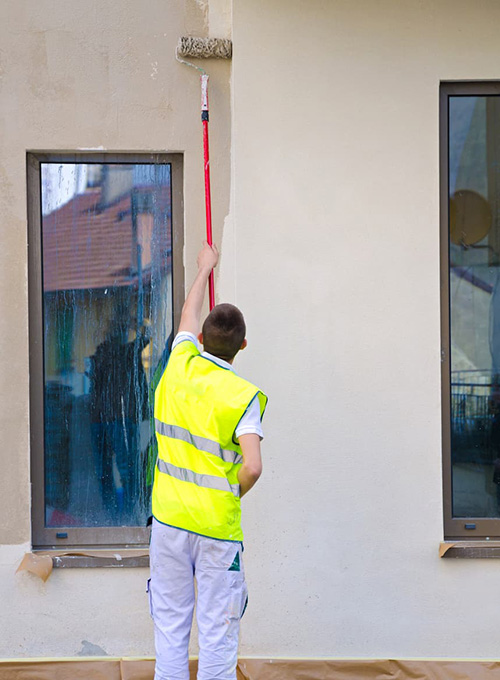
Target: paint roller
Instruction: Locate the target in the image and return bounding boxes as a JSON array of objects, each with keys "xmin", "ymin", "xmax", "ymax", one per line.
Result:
[{"xmin": 176, "ymin": 37, "xmax": 233, "ymax": 311}]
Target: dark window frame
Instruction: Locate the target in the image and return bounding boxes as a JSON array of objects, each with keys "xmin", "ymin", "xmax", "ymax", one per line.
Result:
[
  {"xmin": 441, "ymin": 82, "xmax": 500, "ymax": 540},
  {"xmin": 27, "ymin": 151, "xmax": 184, "ymax": 549}
]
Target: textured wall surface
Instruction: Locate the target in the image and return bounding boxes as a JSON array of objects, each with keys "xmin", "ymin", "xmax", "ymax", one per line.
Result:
[
  {"xmin": 227, "ymin": 0, "xmax": 500, "ymax": 661},
  {"xmin": 0, "ymin": 0, "xmax": 230, "ymax": 658}
]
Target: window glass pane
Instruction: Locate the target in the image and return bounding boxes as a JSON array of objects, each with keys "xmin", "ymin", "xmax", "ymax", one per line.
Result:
[
  {"xmin": 449, "ymin": 96, "xmax": 500, "ymax": 518},
  {"xmin": 41, "ymin": 162, "xmax": 173, "ymax": 527}
]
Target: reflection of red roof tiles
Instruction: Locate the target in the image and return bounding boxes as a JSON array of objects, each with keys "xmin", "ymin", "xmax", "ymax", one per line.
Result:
[{"xmin": 42, "ymin": 187, "xmax": 171, "ymax": 292}]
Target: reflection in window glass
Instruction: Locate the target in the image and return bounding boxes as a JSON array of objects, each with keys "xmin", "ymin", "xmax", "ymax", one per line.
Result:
[
  {"xmin": 41, "ymin": 163, "xmax": 173, "ymax": 527},
  {"xmin": 449, "ymin": 96, "xmax": 500, "ymax": 518}
]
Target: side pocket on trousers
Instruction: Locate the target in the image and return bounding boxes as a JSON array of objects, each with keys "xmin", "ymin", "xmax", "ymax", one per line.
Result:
[
  {"xmin": 228, "ymin": 575, "xmax": 248, "ymax": 621},
  {"xmin": 146, "ymin": 578, "xmax": 154, "ymax": 619},
  {"xmin": 241, "ymin": 580, "xmax": 248, "ymax": 618}
]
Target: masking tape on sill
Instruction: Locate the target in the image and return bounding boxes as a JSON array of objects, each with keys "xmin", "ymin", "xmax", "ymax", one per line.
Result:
[{"xmin": 16, "ymin": 550, "xmax": 149, "ymax": 580}]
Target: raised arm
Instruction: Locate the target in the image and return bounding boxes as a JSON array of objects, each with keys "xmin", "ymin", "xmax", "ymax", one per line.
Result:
[
  {"xmin": 178, "ymin": 242, "xmax": 219, "ymax": 335},
  {"xmin": 238, "ymin": 433, "xmax": 263, "ymax": 497}
]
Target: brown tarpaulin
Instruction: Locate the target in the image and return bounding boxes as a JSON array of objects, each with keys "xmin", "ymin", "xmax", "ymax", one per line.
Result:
[{"xmin": 3, "ymin": 658, "xmax": 500, "ymax": 679}]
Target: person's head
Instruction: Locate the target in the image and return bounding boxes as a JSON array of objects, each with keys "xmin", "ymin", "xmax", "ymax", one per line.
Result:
[
  {"xmin": 107, "ymin": 319, "xmax": 128, "ymax": 344},
  {"xmin": 199, "ymin": 303, "xmax": 247, "ymax": 363}
]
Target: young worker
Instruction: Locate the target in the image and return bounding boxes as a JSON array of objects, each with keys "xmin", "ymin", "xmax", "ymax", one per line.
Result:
[{"xmin": 149, "ymin": 242, "xmax": 268, "ymax": 680}]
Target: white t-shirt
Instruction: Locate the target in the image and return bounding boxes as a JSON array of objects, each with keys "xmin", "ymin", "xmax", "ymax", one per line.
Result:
[{"xmin": 171, "ymin": 332, "xmax": 264, "ymax": 440}]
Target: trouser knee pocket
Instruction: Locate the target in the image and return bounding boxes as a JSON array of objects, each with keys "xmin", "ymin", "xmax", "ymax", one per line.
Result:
[
  {"xmin": 146, "ymin": 578, "xmax": 154, "ymax": 618},
  {"xmin": 228, "ymin": 573, "xmax": 248, "ymax": 621}
]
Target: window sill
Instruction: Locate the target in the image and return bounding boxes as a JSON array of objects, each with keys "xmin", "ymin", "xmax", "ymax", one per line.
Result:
[
  {"xmin": 35, "ymin": 549, "xmax": 150, "ymax": 569},
  {"xmin": 440, "ymin": 541, "xmax": 500, "ymax": 558}
]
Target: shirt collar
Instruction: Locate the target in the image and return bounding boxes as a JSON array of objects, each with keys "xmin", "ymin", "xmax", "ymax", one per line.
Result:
[{"xmin": 201, "ymin": 351, "xmax": 235, "ymax": 373}]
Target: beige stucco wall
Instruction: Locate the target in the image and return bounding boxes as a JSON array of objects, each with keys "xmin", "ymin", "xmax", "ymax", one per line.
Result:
[
  {"xmin": 3, "ymin": 0, "xmax": 500, "ymax": 663},
  {"xmin": 0, "ymin": 0, "xmax": 230, "ymax": 658},
  {"xmin": 226, "ymin": 0, "xmax": 500, "ymax": 661}
]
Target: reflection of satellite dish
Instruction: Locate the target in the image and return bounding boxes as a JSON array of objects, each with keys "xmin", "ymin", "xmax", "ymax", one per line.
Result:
[{"xmin": 450, "ymin": 189, "xmax": 492, "ymax": 246}]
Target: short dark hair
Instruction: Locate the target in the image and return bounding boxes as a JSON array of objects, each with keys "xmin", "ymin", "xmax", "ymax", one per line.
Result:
[{"xmin": 202, "ymin": 303, "xmax": 246, "ymax": 361}]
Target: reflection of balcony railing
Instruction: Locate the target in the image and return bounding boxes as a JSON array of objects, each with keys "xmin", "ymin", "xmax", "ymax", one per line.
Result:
[
  {"xmin": 451, "ymin": 265, "xmax": 494, "ymax": 294},
  {"xmin": 451, "ymin": 371, "xmax": 500, "ymax": 464}
]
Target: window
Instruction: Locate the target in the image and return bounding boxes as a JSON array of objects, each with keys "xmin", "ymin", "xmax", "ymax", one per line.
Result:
[
  {"xmin": 28, "ymin": 153, "xmax": 183, "ymax": 548},
  {"xmin": 441, "ymin": 83, "xmax": 500, "ymax": 539}
]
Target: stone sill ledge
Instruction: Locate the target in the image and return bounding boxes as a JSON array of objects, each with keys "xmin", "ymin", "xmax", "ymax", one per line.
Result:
[
  {"xmin": 440, "ymin": 541, "xmax": 500, "ymax": 558},
  {"xmin": 37, "ymin": 543, "xmax": 500, "ymax": 565},
  {"xmin": 35, "ymin": 549, "xmax": 150, "ymax": 568}
]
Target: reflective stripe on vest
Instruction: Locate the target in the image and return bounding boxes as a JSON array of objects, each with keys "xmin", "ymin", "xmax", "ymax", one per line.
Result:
[
  {"xmin": 155, "ymin": 418, "xmax": 243, "ymax": 465},
  {"xmin": 156, "ymin": 458, "xmax": 240, "ymax": 497}
]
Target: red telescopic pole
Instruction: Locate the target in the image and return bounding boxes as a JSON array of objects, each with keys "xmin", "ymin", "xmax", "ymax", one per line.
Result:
[{"xmin": 201, "ymin": 74, "xmax": 215, "ymax": 310}]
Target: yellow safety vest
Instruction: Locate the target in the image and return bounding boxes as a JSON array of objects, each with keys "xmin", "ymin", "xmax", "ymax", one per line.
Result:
[{"xmin": 152, "ymin": 339, "xmax": 267, "ymax": 542}]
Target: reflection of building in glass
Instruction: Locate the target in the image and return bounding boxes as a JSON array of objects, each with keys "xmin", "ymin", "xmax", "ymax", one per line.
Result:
[
  {"xmin": 41, "ymin": 164, "xmax": 89, "ymax": 216},
  {"xmin": 449, "ymin": 97, "xmax": 500, "ymax": 519},
  {"xmin": 41, "ymin": 163, "xmax": 173, "ymax": 528}
]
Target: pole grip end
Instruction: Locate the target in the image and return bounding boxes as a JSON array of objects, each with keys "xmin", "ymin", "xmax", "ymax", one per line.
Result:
[{"xmin": 201, "ymin": 74, "xmax": 209, "ymax": 112}]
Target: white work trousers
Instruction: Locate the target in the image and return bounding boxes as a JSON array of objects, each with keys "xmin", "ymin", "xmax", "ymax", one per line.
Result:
[{"xmin": 149, "ymin": 519, "xmax": 248, "ymax": 680}]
